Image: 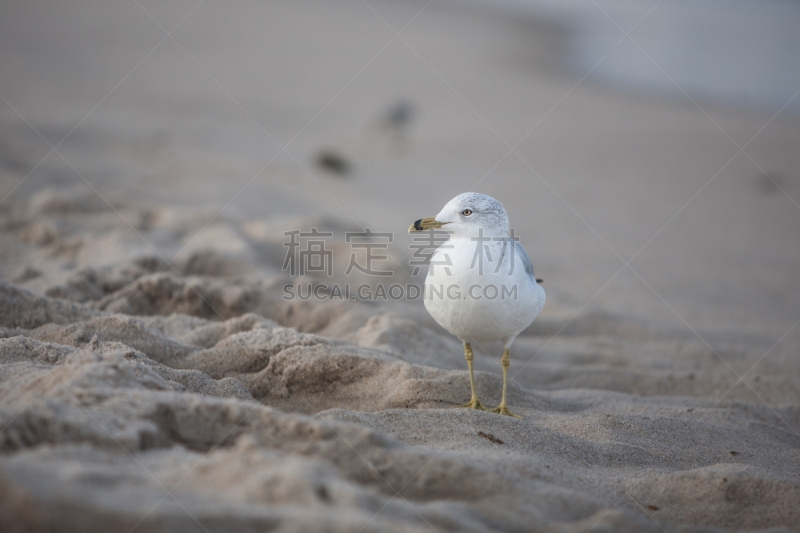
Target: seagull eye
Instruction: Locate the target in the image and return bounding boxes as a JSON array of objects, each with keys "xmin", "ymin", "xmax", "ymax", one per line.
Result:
[{"xmin": 461, "ymin": 209, "xmax": 473, "ymax": 216}]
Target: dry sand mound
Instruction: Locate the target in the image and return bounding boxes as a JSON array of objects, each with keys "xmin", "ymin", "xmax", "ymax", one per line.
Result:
[
  {"xmin": 0, "ymin": 333, "xmax": 620, "ymax": 533},
  {"xmin": 2, "ymin": 189, "xmax": 800, "ymax": 532}
]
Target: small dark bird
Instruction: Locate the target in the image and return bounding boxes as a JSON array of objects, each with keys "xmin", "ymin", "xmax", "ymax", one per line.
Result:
[
  {"xmin": 385, "ymin": 100, "xmax": 414, "ymax": 130},
  {"xmin": 315, "ymin": 149, "xmax": 352, "ymax": 176},
  {"xmin": 366, "ymin": 100, "xmax": 416, "ymax": 155}
]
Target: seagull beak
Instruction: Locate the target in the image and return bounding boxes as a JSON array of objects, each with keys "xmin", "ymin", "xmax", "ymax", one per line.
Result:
[{"xmin": 408, "ymin": 217, "xmax": 447, "ymax": 233}]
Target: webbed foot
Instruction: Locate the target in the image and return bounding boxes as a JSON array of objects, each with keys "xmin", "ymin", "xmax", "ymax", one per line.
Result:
[
  {"xmin": 489, "ymin": 405, "xmax": 523, "ymax": 419},
  {"xmin": 455, "ymin": 398, "xmax": 488, "ymax": 411}
]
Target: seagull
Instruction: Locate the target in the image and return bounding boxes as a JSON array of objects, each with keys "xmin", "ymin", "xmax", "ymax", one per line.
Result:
[{"xmin": 409, "ymin": 193, "xmax": 545, "ymax": 418}]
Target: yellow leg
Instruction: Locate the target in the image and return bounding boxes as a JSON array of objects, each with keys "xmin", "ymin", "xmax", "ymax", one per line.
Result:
[
  {"xmin": 454, "ymin": 342, "xmax": 487, "ymax": 411},
  {"xmin": 489, "ymin": 348, "xmax": 522, "ymax": 418}
]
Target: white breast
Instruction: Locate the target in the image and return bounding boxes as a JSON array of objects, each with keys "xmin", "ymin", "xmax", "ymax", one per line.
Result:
[{"xmin": 423, "ymin": 239, "xmax": 545, "ymax": 345}]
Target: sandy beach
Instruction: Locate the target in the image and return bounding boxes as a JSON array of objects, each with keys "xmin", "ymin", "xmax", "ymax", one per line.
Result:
[{"xmin": 1, "ymin": 0, "xmax": 800, "ymax": 531}]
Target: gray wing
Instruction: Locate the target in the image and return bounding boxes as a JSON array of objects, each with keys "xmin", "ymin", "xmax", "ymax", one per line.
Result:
[{"xmin": 514, "ymin": 240, "xmax": 535, "ymax": 279}]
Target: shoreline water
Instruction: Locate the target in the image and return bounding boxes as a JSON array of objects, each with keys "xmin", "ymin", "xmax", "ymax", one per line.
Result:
[{"xmin": 466, "ymin": 0, "xmax": 800, "ymax": 115}]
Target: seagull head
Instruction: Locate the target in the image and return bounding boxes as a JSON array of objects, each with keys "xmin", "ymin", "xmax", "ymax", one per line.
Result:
[{"xmin": 409, "ymin": 192, "xmax": 510, "ymax": 239}]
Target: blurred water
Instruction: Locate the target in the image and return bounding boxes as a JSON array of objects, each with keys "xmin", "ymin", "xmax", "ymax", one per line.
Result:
[{"xmin": 481, "ymin": 0, "xmax": 800, "ymax": 113}]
